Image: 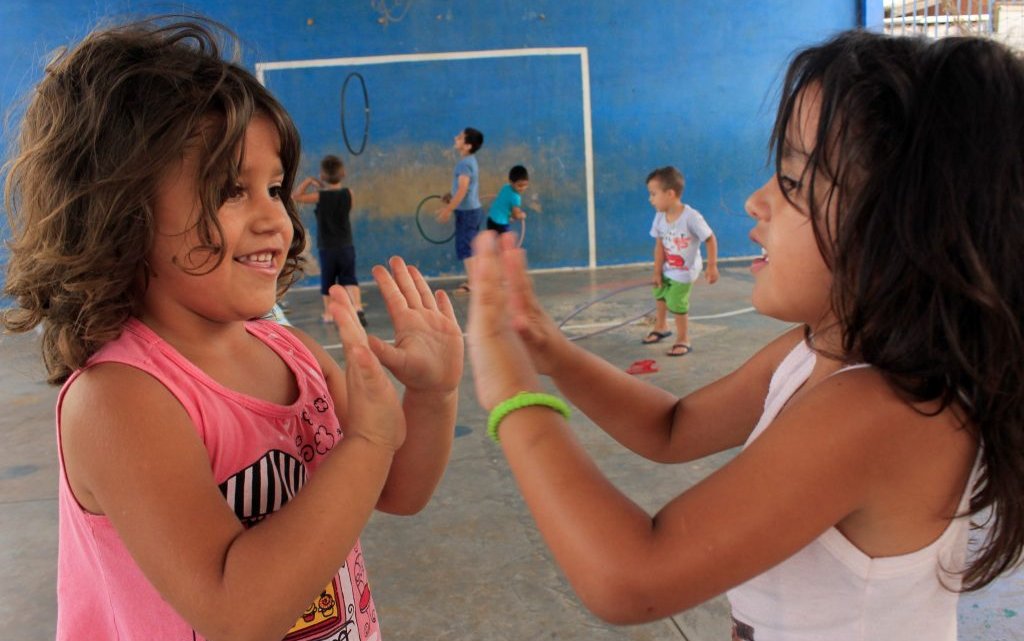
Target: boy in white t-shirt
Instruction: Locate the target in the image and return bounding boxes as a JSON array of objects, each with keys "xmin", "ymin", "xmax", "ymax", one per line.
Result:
[{"xmin": 642, "ymin": 166, "xmax": 718, "ymax": 355}]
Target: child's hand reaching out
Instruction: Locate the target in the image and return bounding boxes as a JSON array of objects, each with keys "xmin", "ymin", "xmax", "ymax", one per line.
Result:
[
  {"xmin": 483, "ymin": 233, "xmax": 574, "ymax": 377},
  {"xmin": 367, "ymin": 257, "xmax": 464, "ymax": 394},
  {"xmin": 467, "ymin": 232, "xmax": 544, "ymax": 410}
]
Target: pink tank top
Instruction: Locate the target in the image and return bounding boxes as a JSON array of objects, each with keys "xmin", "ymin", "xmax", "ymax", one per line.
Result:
[{"xmin": 55, "ymin": 318, "xmax": 380, "ymax": 641}]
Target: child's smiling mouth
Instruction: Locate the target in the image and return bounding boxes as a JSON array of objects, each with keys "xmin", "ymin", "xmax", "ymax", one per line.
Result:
[{"xmin": 234, "ymin": 251, "xmax": 277, "ymax": 270}]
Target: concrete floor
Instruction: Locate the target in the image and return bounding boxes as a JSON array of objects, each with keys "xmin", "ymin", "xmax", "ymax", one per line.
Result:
[{"xmin": 1, "ymin": 263, "xmax": 1020, "ymax": 640}]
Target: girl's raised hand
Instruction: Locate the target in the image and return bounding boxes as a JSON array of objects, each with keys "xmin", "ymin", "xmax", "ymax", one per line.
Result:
[
  {"xmin": 327, "ymin": 285, "xmax": 405, "ymax": 451},
  {"xmin": 467, "ymin": 232, "xmax": 542, "ymax": 410},
  {"xmin": 368, "ymin": 257, "xmax": 464, "ymax": 393},
  {"xmin": 497, "ymin": 234, "xmax": 573, "ymax": 375}
]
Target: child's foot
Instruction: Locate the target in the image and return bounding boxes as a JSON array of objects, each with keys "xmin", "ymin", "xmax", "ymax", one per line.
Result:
[
  {"xmin": 642, "ymin": 330, "xmax": 672, "ymax": 344},
  {"xmin": 666, "ymin": 343, "xmax": 692, "ymax": 357},
  {"xmin": 453, "ymin": 283, "xmax": 471, "ymax": 295}
]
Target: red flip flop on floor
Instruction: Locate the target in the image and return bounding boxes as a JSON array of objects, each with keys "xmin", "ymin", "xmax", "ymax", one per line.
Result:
[{"xmin": 626, "ymin": 359, "xmax": 659, "ymax": 375}]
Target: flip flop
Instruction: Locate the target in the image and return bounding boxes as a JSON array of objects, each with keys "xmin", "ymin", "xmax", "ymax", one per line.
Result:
[
  {"xmin": 667, "ymin": 343, "xmax": 692, "ymax": 357},
  {"xmin": 625, "ymin": 359, "xmax": 659, "ymax": 375},
  {"xmin": 642, "ymin": 330, "xmax": 672, "ymax": 344}
]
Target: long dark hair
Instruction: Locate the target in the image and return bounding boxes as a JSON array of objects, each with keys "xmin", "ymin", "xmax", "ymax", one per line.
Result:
[
  {"xmin": 3, "ymin": 16, "xmax": 306, "ymax": 384},
  {"xmin": 772, "ymin": 30, "xmax": 1024, "ymax": 590}
]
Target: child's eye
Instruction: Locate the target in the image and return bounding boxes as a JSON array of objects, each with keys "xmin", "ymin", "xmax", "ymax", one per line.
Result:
[
  {"xmin": 269, "ymin": 185, "xmax": 283, "ymax": 199},
  {"xmin": 223, "ymin": 184, "xmax": 245, "ymax": 201},
  {"xmin": 778, "ymin": 175, "xmax": 802, "ymax": 194}
]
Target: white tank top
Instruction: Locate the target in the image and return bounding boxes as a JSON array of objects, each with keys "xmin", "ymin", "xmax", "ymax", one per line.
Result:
[{"xmin": 726, "ymin": 340, "xmax": 981, "ymax": 641}]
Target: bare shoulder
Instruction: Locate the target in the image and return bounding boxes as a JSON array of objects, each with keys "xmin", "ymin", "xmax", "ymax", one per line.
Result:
[
  {"xmin": 775, "ymin": 364, "xmax": 977, "ymax": 553},
  {"xmin": 62, "ymin": 361, "xmax": 189, "ymax": 429},
  {"xmin": 797, "ymin": 365, "xmax": 973, "ymax": 457},
  {"xmin": 60, "ymin": 361, "xmax": 211, "ymax": 514}
]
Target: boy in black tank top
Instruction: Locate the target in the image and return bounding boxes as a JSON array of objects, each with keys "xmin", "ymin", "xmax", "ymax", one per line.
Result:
[{"xmin": 293, "ymin": 154, "xmax": 366, "ymax": 326}]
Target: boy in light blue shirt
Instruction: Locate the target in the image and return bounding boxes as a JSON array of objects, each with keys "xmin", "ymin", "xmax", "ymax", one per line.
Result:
[
  {"xmin": 487, "ymin": 165, "xmax": 530, "ymax": 234},
  {"xmin": 437, "ymin": 127, "xmax": 484, "ymax": 293}
]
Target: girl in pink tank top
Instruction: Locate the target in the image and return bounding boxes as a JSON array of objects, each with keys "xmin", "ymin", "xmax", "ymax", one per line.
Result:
[{"xmin": 2, "ymin": 16, "xmax": 463, "ymax": 641}]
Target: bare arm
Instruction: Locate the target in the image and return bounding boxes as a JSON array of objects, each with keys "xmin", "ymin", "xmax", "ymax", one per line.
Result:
[
  {"xmin": 550, "ymin": 327, "xmax": 802, "ymax": 462},
  {"xmin": 704, "ymin": 234, "xmax": 720, "ymax": 284},
  {"xmin": 438, "ymin": 174, "xmax": 470, "ymax": 222},
  {"xmin": 495, "ymin": 231, "xmax": 799, "ymax": 462},
  {"xmin": 493, "ymin": 376, "xmax": 891, "ymax": 622},
  {"xmin": 291, "ymin": 176, "xmax": 321, "ymax": 204}
]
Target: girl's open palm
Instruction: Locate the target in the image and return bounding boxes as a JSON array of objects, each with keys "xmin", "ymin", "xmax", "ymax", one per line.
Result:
[{"xmin": 369, "ymin": 257, "xmax": 464, "ymax": 393}]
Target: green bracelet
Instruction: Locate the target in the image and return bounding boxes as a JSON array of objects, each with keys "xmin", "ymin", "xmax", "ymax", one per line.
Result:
[{"xmin": 487, "ymin": 392, "xmax": 571, "ymax": 444}]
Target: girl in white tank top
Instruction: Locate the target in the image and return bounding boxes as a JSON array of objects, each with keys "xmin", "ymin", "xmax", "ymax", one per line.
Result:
[{"xmin": 462, "ymin": 29, "xmax": 1024, "ymax": 641}]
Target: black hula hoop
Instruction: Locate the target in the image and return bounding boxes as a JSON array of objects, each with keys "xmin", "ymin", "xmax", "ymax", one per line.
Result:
[
  {"xmin": 415, "ymin": 195, "xmax": 455, "ymax": 244},
  {"xmin": 341, "ymin": 72, "xmax": 369, "ymax": 156}
]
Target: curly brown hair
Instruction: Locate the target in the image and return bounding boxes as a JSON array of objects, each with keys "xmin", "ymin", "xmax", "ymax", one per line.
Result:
[{"xmin": 2, "ymin": 16, "xmax": 306, "ymax": 385}]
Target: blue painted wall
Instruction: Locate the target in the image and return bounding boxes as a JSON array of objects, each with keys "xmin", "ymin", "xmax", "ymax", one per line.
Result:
[{"xmin": 1, "ymin": 1, "xmax": 861, "ymax": 290}]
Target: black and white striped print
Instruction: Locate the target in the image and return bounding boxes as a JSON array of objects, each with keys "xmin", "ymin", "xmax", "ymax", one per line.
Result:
[{"xmin": 219, "ymin": 449, "xmax": 308, "ymax": 527}]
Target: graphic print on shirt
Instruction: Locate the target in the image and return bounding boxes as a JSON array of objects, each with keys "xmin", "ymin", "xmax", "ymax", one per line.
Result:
[
  {"xmin": 219, "ymin": 449, "xmax": 308, "ymax": 528},
  {"xmin": 731, "ymin": 617, "xmax": 755, "ymax": 641},
  {"xmin": 663, "ymin": 231, "xmax": 691, "ymax": 271},
  {"xmin": 298, "ymin": 396, "xmax": 343, "ymax": 462},
  {"xmin": 217, "ymin": 394, "xmax": 376, "ymax": 640}
]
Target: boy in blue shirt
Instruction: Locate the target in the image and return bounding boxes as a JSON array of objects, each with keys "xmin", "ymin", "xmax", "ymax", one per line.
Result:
[
  {"xmin": 487, "ymin": 165, "xmax": 529, "ymax": 234},
  {"xmin": 437, "ymin": 127, "xmax": 484, "ymax": 293}
]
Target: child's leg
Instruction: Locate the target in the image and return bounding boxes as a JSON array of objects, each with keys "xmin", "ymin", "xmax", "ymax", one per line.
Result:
[
  {"xmin": 672, "ymin": 312, "xmax": 689, "ymax": 346},
  {"xmin": 453, "ymin": 210, "xmax": 481, "ymax": 293},
  {"xmin": 653, "ymin": 299, "xmax": 670, "ymax": 333},
  {"xmin": 665, "ymin": 281, "xmax": 694, "ymax": 355},
  {"xmin": 337, "ymin": 246, "xmax": 365, "ymax": 325},
  {"xmin": 643, "ymin": 284, "xmax": 673, "ymax": 343},
  {"xmin": 319, "ymin": 249, "xmax": 337, "ymax": 322}
]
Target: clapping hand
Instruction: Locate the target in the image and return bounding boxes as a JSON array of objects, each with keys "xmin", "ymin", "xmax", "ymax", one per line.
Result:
[
  {"xmin": 466, "ymin": 232, "xmax": 546, "ymax": 410},
  {"xmin": 368, "ymin": 256, "xmax": 464, "ymax": 394},
  {"xmin": 327, "ymin": 284, "xmax": 405, "ymax": 451}
]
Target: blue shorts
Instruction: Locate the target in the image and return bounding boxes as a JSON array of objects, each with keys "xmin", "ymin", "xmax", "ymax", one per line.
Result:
[
  {"xmin": 319, "ymin": 246, "xmax": 357, "ymax": 295},
  {"xmin": 455, "ymin": 208, "xmax": 484, "ymax": 260}
]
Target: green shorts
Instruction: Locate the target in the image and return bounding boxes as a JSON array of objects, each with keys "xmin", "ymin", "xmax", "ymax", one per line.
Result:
[{"xmin": 652, "ymin": 278, "xmax": 694, "ymax": 315}]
